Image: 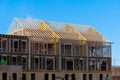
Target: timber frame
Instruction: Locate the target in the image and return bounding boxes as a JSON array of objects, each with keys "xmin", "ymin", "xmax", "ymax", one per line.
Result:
[{"xmin": 0, "ymin": 18, "xmax": 112, "ymax": 80}]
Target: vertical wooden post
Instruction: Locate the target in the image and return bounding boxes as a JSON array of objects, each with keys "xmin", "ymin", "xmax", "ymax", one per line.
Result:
[
  {"xmin": 9, "ymin": 36, "xmax": 10, "ymax": 53},
  {"xmin": 71, "ymin": 43, "xmax": 73, "ymax": 56},
  {"xmin": 64, "ymin": 43, "xmax": 65, "ymax": 56},
  {"xmin": 106, "ymin": 60, "xmax": 108, "ymax": 71},
  {"xmin": 45, "ymin": 57, "xmax": 47, "ymax": 70},
  {"xmin": 54, "ymin": 38, "xmax": 56, "ymax": 55},
  {"xmin": 28, "ymin": 38, "xmax": 31, "ymax": 70},
  {"xmin": 13, "ymin": 39, "xmax": 15, "ymax": 53},
  {"xmin": 53, "ymin": 57, "xmax": 55, "ymax": 70},
  {"xmin": 59, "ymin": 41, "xmax": 61, "ymax": 71},
  {"xmin": 46, "ymin": 43, "xmax": 48, "ymax": 55},
  {"xmin": 6, "ymin": 38, "xmax": 8, "ymax": 53},
  {"xmin": 86, "ymin": 43, "xmax": 88, "ymax": 71},
  {"xmin": 95, "ymin": 59, "xmax": 96, "ymax": 71},
  {"xmin": 110, "ymin": 44, "xmax": 112, "ymax": 57},
  {"xmin": 73, "ymin": 59, "xmax": 74, "ymax": 70},
  {"xmin": 18, "ymin": 40, "xmax": 19, "ymax": 53},
  {"xmin": 0, "ymin": 38, "xmax": 1, "ymax": 52}
]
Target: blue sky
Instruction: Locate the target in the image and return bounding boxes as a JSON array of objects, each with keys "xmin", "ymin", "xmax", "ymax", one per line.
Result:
[{"xmin": 0, "ymin": 0, "xmax": 120, "ymax": 65}]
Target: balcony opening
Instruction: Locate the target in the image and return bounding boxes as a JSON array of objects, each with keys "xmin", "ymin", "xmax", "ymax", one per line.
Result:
[
  {"xmin": 14, "ymin": 40, "xmax": 18, "ymax": 52},
  {"xmin": 101, "ymin": 61, "xmax": 106, "ymax": 71},
  {"xmin": 67, "ymin": 60, "xmax": 73, "ymax": 70},
  {"xmin": 12, "ymin": 56, "xmax": 17, "ymax": 65},
  {"xmin": 35, "ymin": 58, "xmax": 38, "ymax": 69},
  {"xmin": 22, "ymin": 41, "xmax": 26, "ymax": 52},
  {"xmin": 48, "ymin": 44, "xmax": 55, "ymax": 55},
  {"xmin": 2, "ymin": 56, "xmax": 7, "ymax": 65},
  {"xmin": 46, "ymin": 58, "xmax": 53, "ymax": 70},
  {"xmin": 65, "ymin": 44, "xmax": 72, "ymax": 56}
]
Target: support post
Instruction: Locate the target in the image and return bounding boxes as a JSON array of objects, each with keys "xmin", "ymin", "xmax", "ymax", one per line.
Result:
[
  {"xmin": 86, "ymin": 43, "xmax": 88, "ymax": 71},
  {"xmin": 28, "ymin": 39, "xmax": 31, "ymax": 70},
  {"xmin": 59, "ymin": 41, "xmax": 61, "ymax": 71}
]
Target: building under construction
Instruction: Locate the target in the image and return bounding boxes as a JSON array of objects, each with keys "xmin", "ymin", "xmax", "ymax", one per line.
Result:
[
  {"xmin": 112, "ymin": 66, "xmax": 120, "ymax": 80},
  {"xmin": 0, "ymin": 18, "xmax": 112, "ymax": 80}
]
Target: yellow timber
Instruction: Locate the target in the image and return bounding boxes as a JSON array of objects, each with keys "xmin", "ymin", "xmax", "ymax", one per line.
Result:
[
  {"xmin": 64, "ymin": 24, "xmax": 87, "ymax": 44},
  {"xmin": 37, "ymin": 21, "xmax": 60, "ymax": 42}
]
